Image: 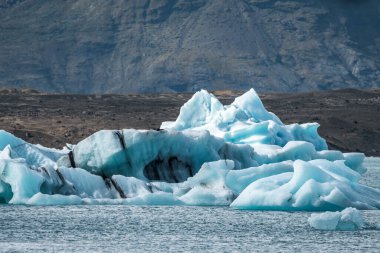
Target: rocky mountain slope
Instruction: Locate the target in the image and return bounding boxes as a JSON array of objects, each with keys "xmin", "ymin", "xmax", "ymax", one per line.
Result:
[{"xmin": 0, "ymin": 0, "xmax": 379, "ymax": 93}]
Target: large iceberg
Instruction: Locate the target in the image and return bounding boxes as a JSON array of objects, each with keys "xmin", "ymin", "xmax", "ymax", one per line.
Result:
[{"xmin": 0, "ymin": 89, "xmax": 379, "ymax": 210}]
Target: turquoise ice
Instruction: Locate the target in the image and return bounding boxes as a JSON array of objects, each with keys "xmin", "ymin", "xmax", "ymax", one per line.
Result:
[{"xmin": 0, "ymin": 89, "xmax": 379, "ymax": 210}]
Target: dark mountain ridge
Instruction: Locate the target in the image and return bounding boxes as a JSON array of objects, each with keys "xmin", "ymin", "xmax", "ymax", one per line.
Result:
[{"xmin": 0, "ymin": 0, "xmax": 379, "ymax": 93}]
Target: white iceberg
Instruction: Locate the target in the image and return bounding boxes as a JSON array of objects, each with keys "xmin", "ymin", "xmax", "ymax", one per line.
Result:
[
  {"xmin": 308, "ymin": 207, "xmax": 365, "ymax": 230},
  {"xmin": 0, "ymin": 89, "xmax": 379, "ymax": 210}
]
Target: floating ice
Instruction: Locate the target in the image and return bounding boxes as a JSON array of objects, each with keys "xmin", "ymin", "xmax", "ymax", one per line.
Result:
[
  {"xmin": 308, "ymin": 207, "xmax": 365, "ymax": 230},
  {"xmin": 161, "ymin": 89, "xmax": 327, "ymax": 150},
  {"xmin": 230, "ymin": 159, "xmax": 379, "ymax": 210},
  {"xmin": 0, "ymin": 89, "xmax": 379, "ymax": 210}
]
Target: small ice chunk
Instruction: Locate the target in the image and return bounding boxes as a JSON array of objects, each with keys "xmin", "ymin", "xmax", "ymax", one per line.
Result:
[{"xmin": 308, "ymin": 207, "xmax": 365, "ymax": 230}]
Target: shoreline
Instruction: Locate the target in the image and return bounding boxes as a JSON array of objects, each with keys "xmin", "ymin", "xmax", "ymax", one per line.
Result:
[{"xmin": 0, "ymin": 88, "xmax": 379, "ymax": 156}]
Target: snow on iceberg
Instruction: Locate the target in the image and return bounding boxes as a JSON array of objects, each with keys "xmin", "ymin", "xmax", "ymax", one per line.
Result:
[
  {"xmin": 308, "ymin": 207, "xmax": 365, "ymax": 230},
  {"xmin": 0, "ymin": 89, "xmax": 379, "ymax": 210}
]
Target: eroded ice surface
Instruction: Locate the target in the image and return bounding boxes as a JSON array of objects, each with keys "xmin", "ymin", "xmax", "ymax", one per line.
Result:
[
  {"xmin": 308, "ymin": 207, "xmax": 365, "ymax": 230},
  {"xmin": 0, "ymin": 89, "xmax": 379, "ymax": 210}
]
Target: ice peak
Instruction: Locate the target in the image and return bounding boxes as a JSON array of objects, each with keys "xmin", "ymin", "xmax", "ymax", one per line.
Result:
[
  {"xmin": 171, "ymin": 89, "xmax": 224, "ymax": 130},
  {"xmin": 161, "ymin": 88, "xmax": 326, "ymax": 150},
  {"xmin": 231, "ymin": 89, "xmax": 282, "ymax": 124}
]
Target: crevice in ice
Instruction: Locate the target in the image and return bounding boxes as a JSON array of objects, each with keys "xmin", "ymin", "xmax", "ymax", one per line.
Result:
[
  {"xmin": 68, "ymin": 151, "xmax": 76, "ymax": 168},
  {"xmin": 100, "ymin": 174, "xmax": 126, "ymax": 198},
  {"xmin": 0, "ymin": 180, "xmax": 12, "ymax": 203},
  {"xmin": 144, "ymin": 156, "xmax": 193, "ymax": 183},
  {"xmin": 102, "ymin": 176, "xmax": 112, "ymax": 189},
  {"xmin": 110, "ymin": 177, "xmax": 126, "ymax": 199},
  {"xmin": 114, "ymin": 130, "xmax": 126, "ymax": 150},
  {"xmin": 55, "ymin": 168, "xmax": 66, "ymax": 185},
  {"xmin": 38, "ymin": 167, "xmax": 76, "ymax": 196}
]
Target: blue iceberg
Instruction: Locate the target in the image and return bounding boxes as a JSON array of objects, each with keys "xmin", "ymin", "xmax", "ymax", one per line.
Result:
[{"xmin": 0, "ymin": 89, "xmax": 379, "ymax": 210}]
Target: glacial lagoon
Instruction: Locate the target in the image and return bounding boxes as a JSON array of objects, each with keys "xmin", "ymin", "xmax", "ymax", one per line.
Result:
[{"xmin": 0, "ymin": 158, "xmax": 378, "ymax": 253}]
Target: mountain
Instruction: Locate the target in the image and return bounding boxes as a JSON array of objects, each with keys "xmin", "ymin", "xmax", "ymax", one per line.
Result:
[{"xmin": 0, "ymin": 0, "xmax": 379, "ymax": 93}]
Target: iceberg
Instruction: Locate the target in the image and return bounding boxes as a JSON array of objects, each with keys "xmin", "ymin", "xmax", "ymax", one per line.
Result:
[
  {"xmin": 0, "ymin": 89, "xmax": 379, "ymax": 210},
  {"xmin": 161, "ymin": 89, "xmax": 327, "ymax": 150},
  {"xmin": 308, "ymin": 207, "xmax": 365, "ymax": 230}
]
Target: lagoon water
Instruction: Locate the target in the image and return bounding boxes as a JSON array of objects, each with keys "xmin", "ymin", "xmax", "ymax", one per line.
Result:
[{"xmin": 0, "ymin": 158, "xmax": 379, "ymax": 252}]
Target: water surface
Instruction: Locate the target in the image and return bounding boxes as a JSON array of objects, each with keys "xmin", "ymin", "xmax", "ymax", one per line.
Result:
[{"xmin": 0, "ymin": 158, "xmax": 379, "ymax": 252}]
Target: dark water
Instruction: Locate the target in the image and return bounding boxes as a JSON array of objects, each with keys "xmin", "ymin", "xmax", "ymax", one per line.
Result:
[{"xmin": 0, "ymin": 158, "xmax": 379, "ymax": 253}]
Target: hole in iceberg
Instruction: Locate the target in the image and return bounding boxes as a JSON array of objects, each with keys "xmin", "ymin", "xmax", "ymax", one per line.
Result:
[{"xmin": 144, "ymin": 156, "xmax": 193, "ymax": 183}]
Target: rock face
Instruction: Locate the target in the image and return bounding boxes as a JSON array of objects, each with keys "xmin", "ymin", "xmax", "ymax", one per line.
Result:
[{"xmin": 0, "ymin": 0, "xmax": 379, "ymax": 93}]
